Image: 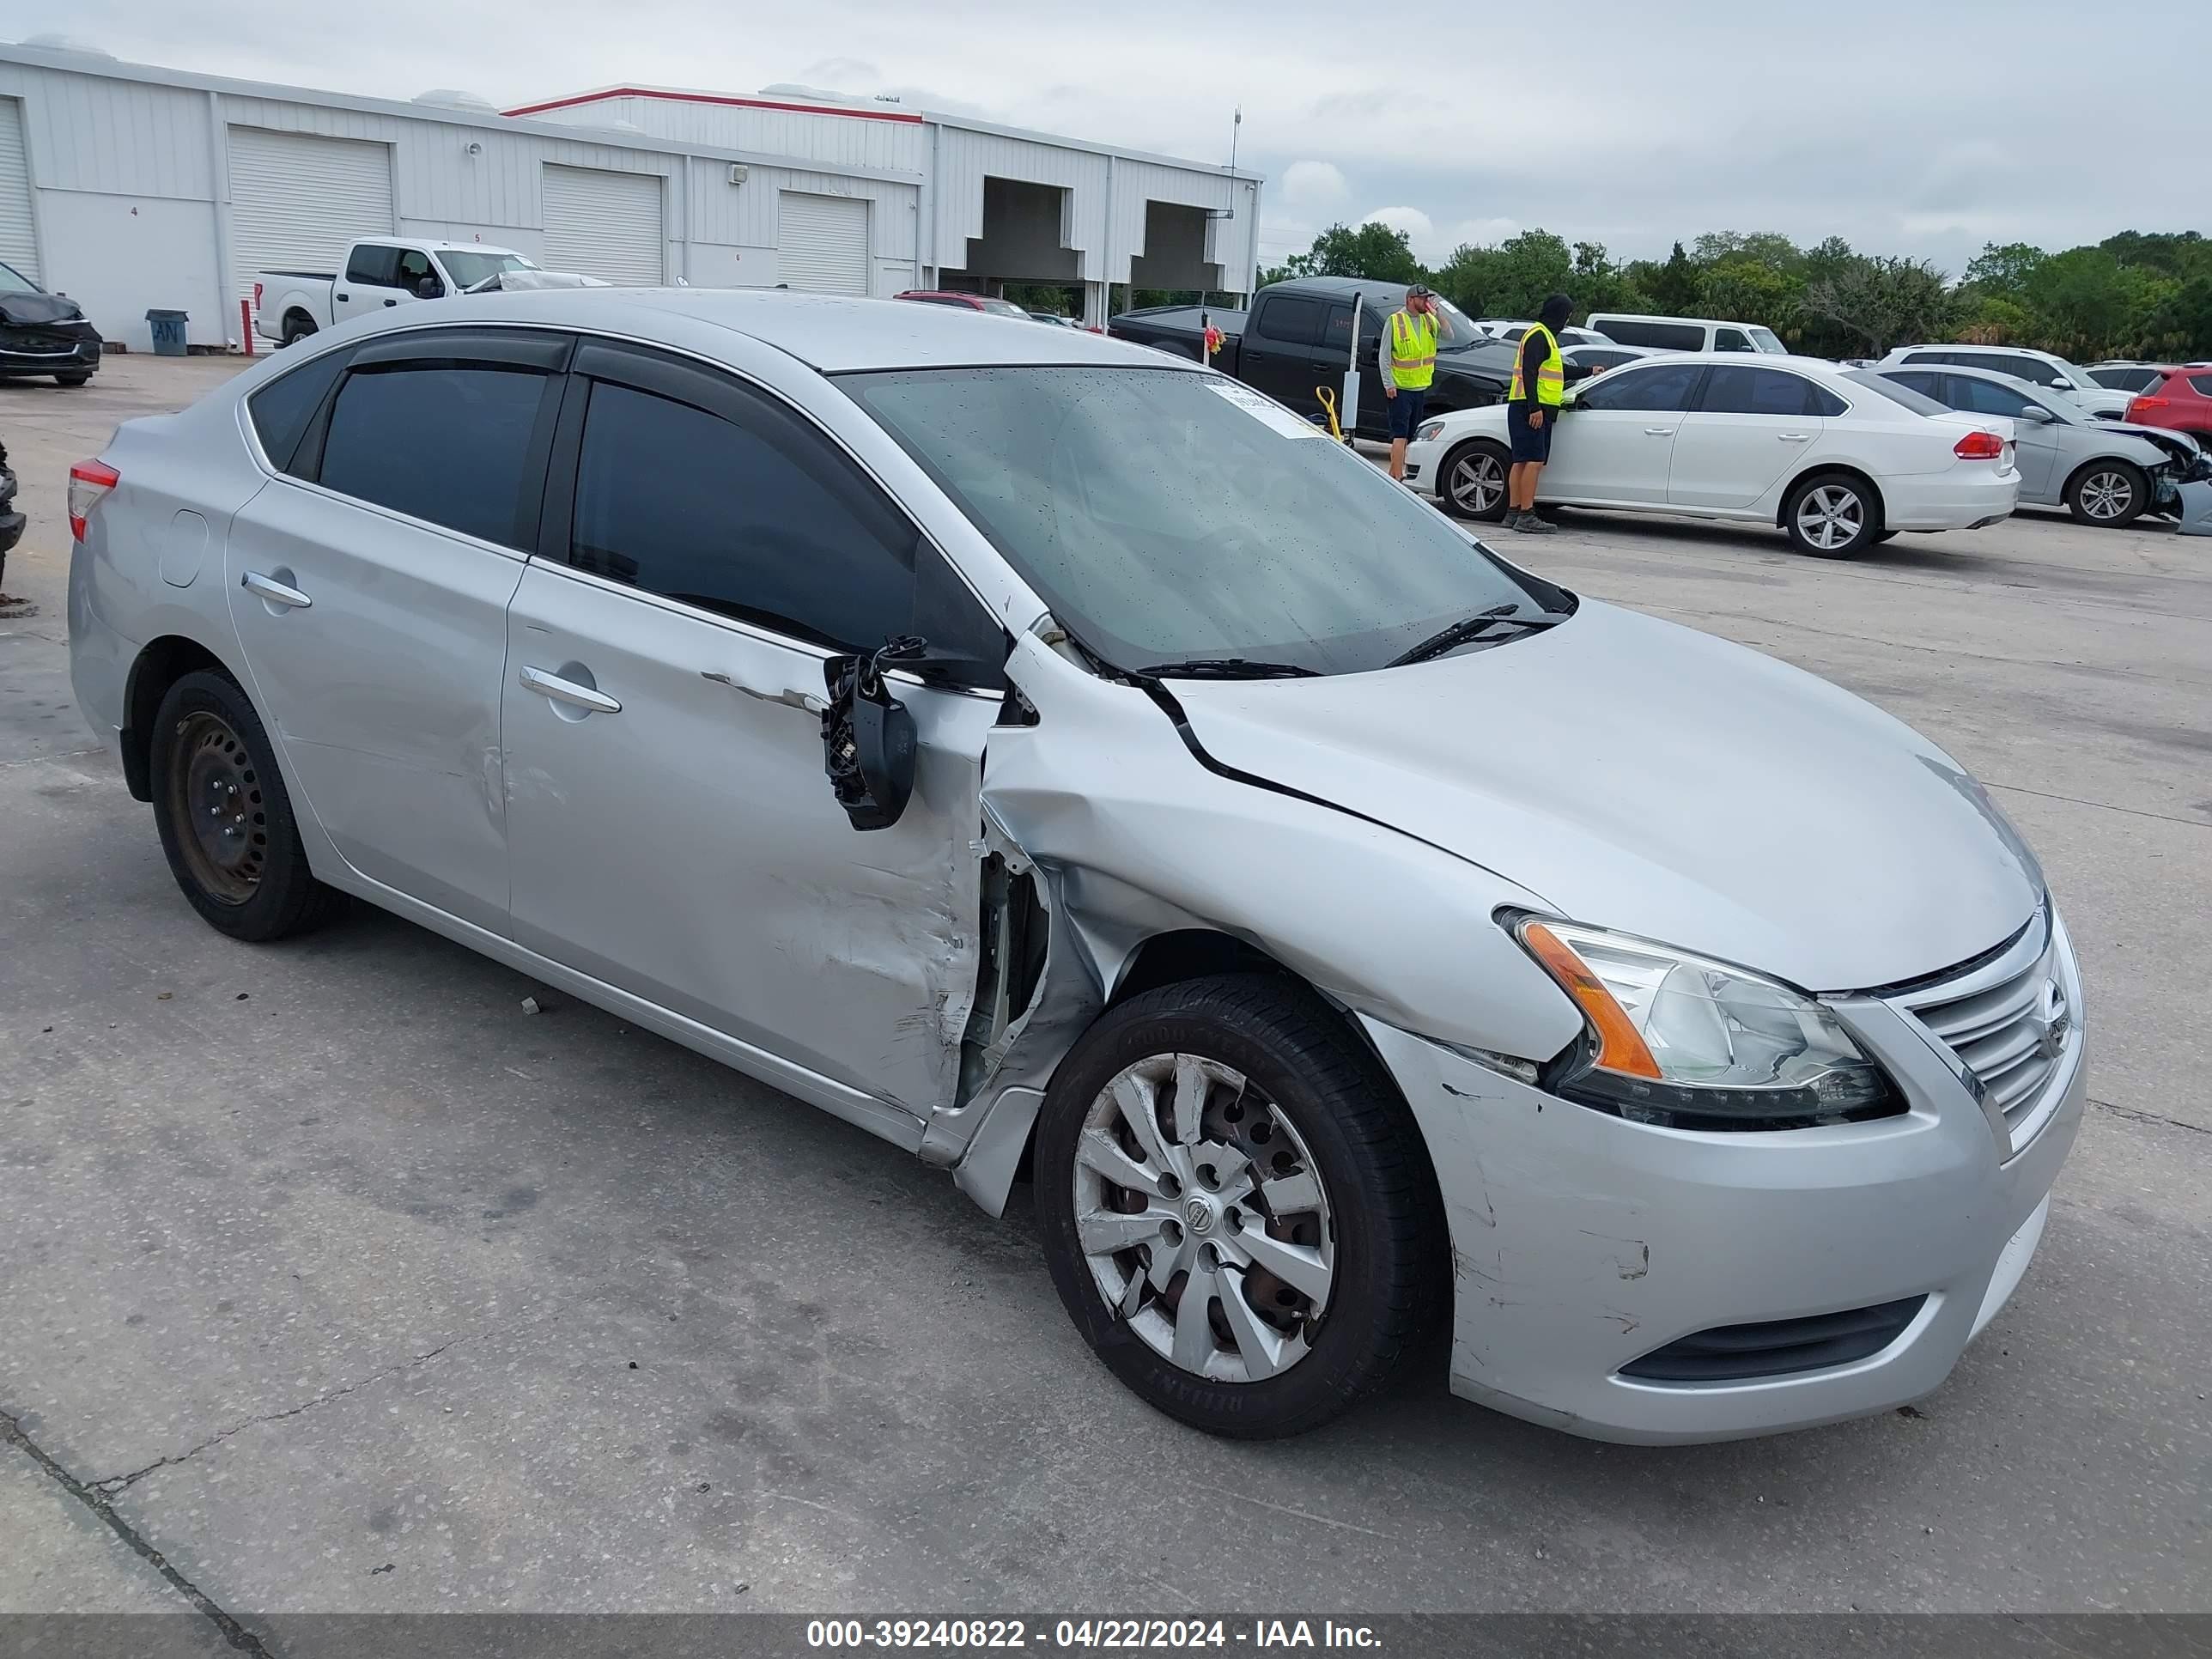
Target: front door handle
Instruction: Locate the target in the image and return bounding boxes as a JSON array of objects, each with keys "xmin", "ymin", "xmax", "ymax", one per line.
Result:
[
  {"xmin": 240, "ymin": 569, "xmax": 312, "ymax": 609},
  {"xmin": 335, "ymin": 292, "xmax": 349, "ymax": 301},
  {"xmin": 1644, "ymin": 426, "xmax": 1676, "ymax": 436},
  {"xmin": 701, "ymin": 671, "xmax": 826, "ymax": 716},
  {"xmin": 383, "ymin": 298, "xmax": 398, "ymax": 307},
  {"xmin": 1777, "ymin": 432, "xmax": 1812, "ymax": 442},
  {"xmin": 520, "ymin": 665, "xmax": 621, "ymax": 714}
]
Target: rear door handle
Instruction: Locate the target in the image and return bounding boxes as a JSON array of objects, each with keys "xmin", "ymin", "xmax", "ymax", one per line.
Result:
[
  {"xmin": 335, "ymin": 293, "xmax": 349, "ymax": 301},
  {"xmin": 519, "ymin": 665, "xmax": 621, "ymax": 714},
  {"xmin": 1777, "ymin": 432, "xmax": 1812, "ymax": 442},
  {"xmin": 1644, "ymin": 426, "xmax": 1676, "ymax": 436},
  {"xmin": 240, "ymin": 570, "xmax": 312, "ymax": 609},
  {"xmin": 701, "ymin": 671, "xmax": 827, "ymax": 716}
]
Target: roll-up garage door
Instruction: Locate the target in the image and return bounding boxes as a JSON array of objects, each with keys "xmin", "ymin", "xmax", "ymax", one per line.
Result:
[
  {"xmin": 228, "ymin": 127, "xmax": 394, "ymax": 301},
  {"xmin": 0, "ymin": 98, "xmax": 40, "ymax": 283},
  {"xmin": 779, "ymin": 192, "xmax": 870, "ymax": 295},
  {"xmin": 542, "ymin": 165, "xmax": 664, "ymax": 286}
]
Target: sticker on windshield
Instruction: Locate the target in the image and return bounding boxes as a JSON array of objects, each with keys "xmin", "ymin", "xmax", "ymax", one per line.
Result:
[{"xmin": 1205, "ymin": 379, "xmax": 1326, "ymax": 439}]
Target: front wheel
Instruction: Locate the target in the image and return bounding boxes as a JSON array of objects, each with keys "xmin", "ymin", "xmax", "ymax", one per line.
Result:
[
  {"xmin": 1437, "ymin": 438, "xmax": 1510, "ymax": 520},
  {"xmin": 1784, "ymin": 471, "xmax": 1881, "ymax": 557},
  {"xmin": 149, "ymin": 670, "xmax": 336, "ymax": 942},
  {"xmin": 55, "ymin": 372, "xmax": 92, "ymax": 387},
  {"xmin": 2065, "ymin": 459, "xmax": 2147, "ymax": 527},
  {"xmin": 1036, "ymin": 975, "xmax": 1441, "ymax": 1439}
]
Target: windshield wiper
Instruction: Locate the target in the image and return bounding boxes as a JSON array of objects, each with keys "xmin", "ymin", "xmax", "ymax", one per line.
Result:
[
  {"xmin": 1387, "ymin": 604, "xmax": 1561, "ymax": 668},
  {"xmin": 1133, "ymin": 657, "xmax": 1322, "ymax": 680}
]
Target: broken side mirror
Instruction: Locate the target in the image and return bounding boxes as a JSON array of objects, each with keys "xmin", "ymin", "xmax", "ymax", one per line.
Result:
[{"xmin": 819, "ymin": 636, "xmax": 921, "ymax": 832}]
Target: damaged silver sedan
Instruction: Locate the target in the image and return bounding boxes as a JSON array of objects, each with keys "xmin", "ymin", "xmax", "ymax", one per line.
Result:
[{"xmin": 69, "ymin": 290, "xmax": 2083, "ymax": 1443}]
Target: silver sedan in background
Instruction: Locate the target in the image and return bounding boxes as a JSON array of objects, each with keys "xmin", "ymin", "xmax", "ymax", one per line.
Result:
[
  {"xmin": 1878, "ymin": 361, "xmax": 2209, "ymax": 525},
  {"xmin": 68, "ymin": 290, "xmax": 2081, "ymax": 1443}
]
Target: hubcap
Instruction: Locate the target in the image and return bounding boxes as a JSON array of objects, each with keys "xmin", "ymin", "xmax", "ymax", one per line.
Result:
[
  {"xmin": 2080, "ymin": 471, "xmax": 2133, "ymax": 521},
  {"xmin": 1796, "ymin": 484, "xmax": 1864, "ymax": 550},
  {"xmin": 1073, "ymin": 1053, "xmax": 1335, "ymax": 1382},
  {"xmin": 1449, "ymin": 451, "xmax": 1504, "ymax": 514},
  {"xmin": 167, "ymin": 712, "xmax": 268, "ymax": 903}
]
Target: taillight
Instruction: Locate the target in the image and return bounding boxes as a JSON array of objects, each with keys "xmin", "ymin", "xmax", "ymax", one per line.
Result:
[
  {"xmin": 2130, "ymin": 396, "xmax": 2169, "ymax": 411},
  {"xmin": 252, "ymin": 280, "xmax": 264, "ymax": 314},
  {"xmin": 1953, "ymin": 430, "xmax": 2004, "ymax": 460},
  {"xmin": 67, "ymin": 459, "xmax": 118, "ymax": 541}
]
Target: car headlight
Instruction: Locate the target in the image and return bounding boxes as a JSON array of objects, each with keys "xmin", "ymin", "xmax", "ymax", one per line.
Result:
[
  {"xmin": 1512, "ymin": 918, "xmax": 1901, "ymax": 1129},
  {"xmin": 1416, "ymin": 422, "xmax": 1444, "ymax": 443}
]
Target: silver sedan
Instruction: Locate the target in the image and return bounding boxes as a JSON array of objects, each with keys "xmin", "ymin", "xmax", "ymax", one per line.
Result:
[
  {"xmin": 67, "ymin": 290, "xmax": 2081, "ymax": 1443},
  {"xmin": 1878, "ymin": 362, "xmax": 2209, "ymax": 524}
]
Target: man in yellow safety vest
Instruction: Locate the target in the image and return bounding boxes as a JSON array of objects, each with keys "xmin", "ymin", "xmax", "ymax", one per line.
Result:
[
  {"xmin": 1504, "ymin": 291, "xmax": 1602, "ymax": 534},
  {"xmin": 1383, "ymin": 283, "xmax": 1454, "ymax": 482}
]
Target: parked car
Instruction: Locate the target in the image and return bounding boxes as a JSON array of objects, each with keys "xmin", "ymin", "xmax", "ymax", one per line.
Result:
[
  {"xmin": 67, "ymin": 290, "xmax": 2081, "ymax": 1445},
  {"xmin": 1028, "ymin": 311, "xmax": 1083, "ymax": 328},
  {"xmin": 1109, "ymin": 276, "xmax": 1520, "ymax": 441},
  {"xmin": 1583, "ymin": 313, "xmax": 1787, "ymax": 354},
  {"xmin": 1407, "ymin": 355, "xmax": 2018, "ymax": 556},
  {"xmin": 0, "ymin": 258, "xmax": 102, "ymax": 386},
  {"xmin": 1877, "ymin": 362, "xmax": 2209, "ymax": 526},
  {"xmin": 1875, "ymin": 345, "xmax": 2132, "ymax": 421},
  {"xmin": 2087, "ymin": 361, "xmax": 2165, "ymax": 395},
  {"xmin": 1478, "ymin": 319, "xmax": 1615, "ymax": 349},
  {"xmin": 255, "ymin": 240, "xmax": 540, "ymax": 346},
  {"xmin": 893, "ymin": 290, "xmax": 1036, "ymax": 319},
  {"xmin": 2124, "ymin": 367, "xmax": 2212, "ymax": 438}
]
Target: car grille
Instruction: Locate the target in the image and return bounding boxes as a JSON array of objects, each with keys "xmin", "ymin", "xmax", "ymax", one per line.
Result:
[
  {"xmin": 3, "ymin": 325, "xmax": 95, "ymax": 354},
  {"xmin": 1889, "ymin": 909, "xmax": 2075, "ymax": 1154},
  {"xmin": 1620, "ymin": 1296, "xmax": 1928, "ymax": 1382}
]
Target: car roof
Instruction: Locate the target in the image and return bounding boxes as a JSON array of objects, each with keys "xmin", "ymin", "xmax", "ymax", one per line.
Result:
[
  {"xmin": 359, "ymin": 287, "xmax": 1164, "ymax": 372},
  {"xmin": 1892, "ymin": 342, "xmax": 2064, "ymax": 362},
  {"xmin": 1614, "ymin": 350, "xmax": 1847, "ymax": 376}
]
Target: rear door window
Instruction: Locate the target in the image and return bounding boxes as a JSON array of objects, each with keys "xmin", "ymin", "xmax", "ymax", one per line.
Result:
[
  {"xmin": 1950, "ymin": 375, "xmax": 2036, "ymax": 418},
  {"xmin": 344, "ymin": 246, "xmax": 401, "ymax": 288},
  {"xmin": 2190, "ymin": 375, "xmax": 2212, "ymax": 398},
  {"xmin": 246, "ymin": 346, "xmax": 350, "ymax": 473},
  {"xmin": 1575, "ymin": 361, "xmax": 1705, "ymax": 412},
  {"xmin": 312, "ymin": 332, "xmax": 569, "ymax": 549},
  {"xmin": 1699, "ymin": 366, "xmax": 1833, "ymax": 416}
]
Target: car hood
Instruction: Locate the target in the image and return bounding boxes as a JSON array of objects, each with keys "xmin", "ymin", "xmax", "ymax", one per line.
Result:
[
  {"xmin": 1169, "ymin": 601, "xmax": 2043, "ymax": 993},
  {"xmin": 0, "ymin": 293, "xmax": 86, "ymax": 326}
]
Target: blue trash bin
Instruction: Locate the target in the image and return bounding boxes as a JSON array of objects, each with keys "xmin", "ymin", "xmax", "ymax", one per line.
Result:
[{"xmin": 144, "ymin": 309, "xmax": 189, "ymax": 357}]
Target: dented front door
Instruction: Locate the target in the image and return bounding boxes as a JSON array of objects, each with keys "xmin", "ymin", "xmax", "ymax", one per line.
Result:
[{"xmin": 504, "ymin": 558, "xmax": 994, "ymax": 1115}]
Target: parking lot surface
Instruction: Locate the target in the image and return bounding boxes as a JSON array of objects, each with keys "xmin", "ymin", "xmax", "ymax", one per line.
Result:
[{"xmin": 2, "ymin": 357, "xmax": 2207, "ymax": 1627}]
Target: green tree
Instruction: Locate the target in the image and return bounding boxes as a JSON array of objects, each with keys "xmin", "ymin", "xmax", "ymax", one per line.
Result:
[
  {"xmin": 1639, "ymin": 241, "xmax": 1706, "ymax": 314},
  {"xmin": 2022, "ymin": 248, "xmax": 2137, "ymax": 357},
  {"xmin": 1700, "ymin": 257, "xmax": 1803, "ymax": 331},
  {"xmin": 1961, "ymin": 241, "xmax": 2046, "ymax": 301},
  {"xmin": 1292, "ymin": 222, "xmax": 1425, "ymax": 284},
  {"xmin": 1802, "ymin": 256, "xmax": 1957, "ymax": 356},
  {"xmin": 1692, "ymin": 231, "xmax": 1803, "ymax": 273}
]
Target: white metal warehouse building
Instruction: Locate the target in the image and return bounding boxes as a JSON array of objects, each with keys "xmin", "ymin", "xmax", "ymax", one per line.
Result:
[{"xmin": 0, "ymin": 40, "xmax": 1261, "ymax": 353}]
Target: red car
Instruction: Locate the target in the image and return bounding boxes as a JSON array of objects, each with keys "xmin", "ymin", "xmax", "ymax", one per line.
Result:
[
  {"xmin": 892, "ymin": 289, "xmax": 1036, "ymax": 320},
  {"xmin": 2125, "ymin": 367, "xmax": 2212, "ymax": 437}
]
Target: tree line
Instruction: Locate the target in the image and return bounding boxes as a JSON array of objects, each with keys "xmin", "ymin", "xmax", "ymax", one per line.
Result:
[{"xmin": 1255, "ymin": 224, "xmax": 2212, "ymax": 362}]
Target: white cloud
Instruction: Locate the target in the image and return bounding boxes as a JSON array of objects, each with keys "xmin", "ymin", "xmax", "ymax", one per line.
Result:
[
  {"xmin": 1364, "ymin": 206, "xmax": 1438, "ymax": 261},
  {"xmin": 1279, "ymin": 161, "xmax": 1349, "ymax": 210}
]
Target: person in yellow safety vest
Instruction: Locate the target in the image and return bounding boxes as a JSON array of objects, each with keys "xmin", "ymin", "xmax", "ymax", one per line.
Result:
[
  {"xmin": 1383, "ymin": 284, "xmax": 1455, "ymax": 482},
  {"xmin": 1504, "ymin": 291, "xmax": 1603, "ymax": 534}
]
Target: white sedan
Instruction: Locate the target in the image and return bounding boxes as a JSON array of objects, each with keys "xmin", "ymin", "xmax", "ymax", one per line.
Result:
[{"xmin": 1406, "ymin": 356, "xmax": 2021, "ymax": 557}]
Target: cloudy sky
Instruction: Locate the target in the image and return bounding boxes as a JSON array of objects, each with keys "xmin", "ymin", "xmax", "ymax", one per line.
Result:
[{"xmin": 40, "ymin": 0, "xmax": 2209, "ymax": 274}]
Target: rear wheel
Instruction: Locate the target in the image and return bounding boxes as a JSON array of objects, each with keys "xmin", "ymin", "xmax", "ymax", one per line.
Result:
[
  {"xmin": 2065, "ymin": 459, "xmax": 2147, "ymax": 527},
  {"xmin": 1037, "ymin": 975, "xmax": 1441, "ymax": 1439},
  {"xmin": 149, "ymin": 671, "xmax": 335, "ymax": 942},
  {"xmin": 281, "ymin": 311, "xmax": 318, "ymax": 347},
  {"xmin": 1784, "ymin": 471, "xmax": 1880, "ymax": 558},
  {"xmin": 1438, "ymin": 439, "xmax": 1510, "ymax": 520}
]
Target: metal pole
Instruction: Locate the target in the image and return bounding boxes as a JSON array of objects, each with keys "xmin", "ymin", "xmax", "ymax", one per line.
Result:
[{"xmin": 1343, "ymin": 291, "xmax": 1364, "ymax": 443}]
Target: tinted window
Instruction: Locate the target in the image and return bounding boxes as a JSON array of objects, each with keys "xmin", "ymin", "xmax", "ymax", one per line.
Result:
[
  {"xmin": 395, "ymin": 249, "xmax": 437, "ymax": 291},
  {"xmin": 1951, "ymin": 375, "xmax": 2037, "ymax": 418},
  {"xmin": 1253, "ymin": 295, "xmax": 1323, "ymax": 346},
  {"xmin": 1576, "ymin": 362, "xmax": 1705, "ymax": 412},
  {"xmin": 1595, "ymin": 319, "xmax": 1706, "ymax": 351},
  {"xmin": 319, "ymin": 365, "xmax": 552, "ymax": 546},
  {"xmin": 2191, "ymin": 375, "xmax": 2212, "ymax": 398},
  {"xmin": 2092, "ymin": 366, "xmax": 2158, "ymax": 392},
  {"xmin": 1321, "ymin": 303, "xmax": 1355, "ymax": 354},
  {"xmin": 1886, "ymin": 370, "xmax": 1944, "ymax": 398},
  {"xmin": 344, "ymin": 246, "xmax": 401, "ymax": 287},
  {"xmin": 1714, "ymin": 328, "xmax": 1756, "ymax": 353},
  {"xmin": 1965, "ymin": 352, "xmax": 2061, "ymax": 387},
  {"xmin": 1901, "ymin": 350, "xmax": 1952, "ymax": 367},
  {"xmin": 1849, "ymin": 370, "xmax": 1949, "ymax": 416},
  {"xmin": 246, "ymin": 348, "xmax": 349, "ymax": 473},
  {"xmin": 568, "ymin": 380, "xmax": 916, "ymax": 654},
  {"xmin": 1700, "ymin": 366, "xmax": 1830, "ymax": 416}
]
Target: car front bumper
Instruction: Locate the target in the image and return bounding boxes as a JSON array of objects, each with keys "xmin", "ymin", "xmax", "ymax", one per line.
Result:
[
  {"xmin": 1358, "ymin": 915, "xmax": 2084, "ymax": 1443},
  {"xmin": 1881, "ymin": 468, "xmax": 2020, "ymax": 532},
  {"xmin": 0, "ymin": 331, "xmax": 102, "ymax": 374}
]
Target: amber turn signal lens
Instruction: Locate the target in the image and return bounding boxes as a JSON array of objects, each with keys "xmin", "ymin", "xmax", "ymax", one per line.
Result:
[{"xmin": 1520, "ymin": 921, "xmax": 1662, "ymax": 1079}]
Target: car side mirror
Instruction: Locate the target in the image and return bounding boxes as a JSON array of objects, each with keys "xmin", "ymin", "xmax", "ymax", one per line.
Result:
[
  {"xmin": 819, "ymin": 638, "xmax": 921, "ymax": 832},
  {"xmin": 416, "ymin": 277, "xmax": 444, "ymax": 300},
  {"xmin": 2018, "ymin": 405, "xmax": 2055, "ymax": 423}
]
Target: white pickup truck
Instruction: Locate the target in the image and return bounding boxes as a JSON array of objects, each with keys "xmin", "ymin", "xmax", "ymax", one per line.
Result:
[{"xmin": 253, "ymin": 240, "xmax": 540, "ymax": 346}]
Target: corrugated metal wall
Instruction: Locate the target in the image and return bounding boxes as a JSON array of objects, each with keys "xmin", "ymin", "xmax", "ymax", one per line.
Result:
[{"xmin": 526, "ymin": 94, "xmax": 927, "ymax": 175}]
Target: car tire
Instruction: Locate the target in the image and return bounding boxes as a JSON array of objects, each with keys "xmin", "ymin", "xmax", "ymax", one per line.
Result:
[
  {"xmin": 1437, "ymin": 439, "xmax": 1510, "ymax": 520},
  {"xmin": 1872, "ymin": 529, "xmax": 1900, "ymax": 544},
  {"xmin": 281, "ymin": 312, "xmax": 318, "ymax": 347},
  {"xmin": 1784, "ymin": 471, "xmax": 1881, "ymax": 558},
  {"xmin": 54, "ymin": 373, "xmax": 92, "ymax": 388},
  {"xmin": 1036, "ymin": 973, "xmax": 1443, "ymax": 1439},
  {"xmin": 149, "ymin": 670, "xmax": 337, "ymax": 943},
  {"xmin": 2064, "ymin": 459, "xmax": 2147, "ymax": 528}
]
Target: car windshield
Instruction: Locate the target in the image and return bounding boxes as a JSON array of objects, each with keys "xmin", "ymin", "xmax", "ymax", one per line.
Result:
[
  {"xmin": 1749, "ymin": 326, "xmax": 1786, "ymax": 353},
  {"xmin": 439, "ymin": 251, "xmax": 537, "ymax": 289},
  {"xmin": 843, "ymin": 365, "xmax": 1570, "ymax": 676},
  {"xmin": 975, "ymin": 297, "xmax": 1033, "ymax": 319},
  {"xmin": 0, "ymin": 261, "xmax": 41, "ymax": 295},
  {"xmin": 2048, "ymin": 356, "xmax": 2101, "ymax": 391},
  {"xmin": 1430, "ymin": 298, "xmax": 1488, "ymax": 347},
  {"xmin": 1848, "ymin": 370, "xmax": 1950, "ymax": 416}
]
